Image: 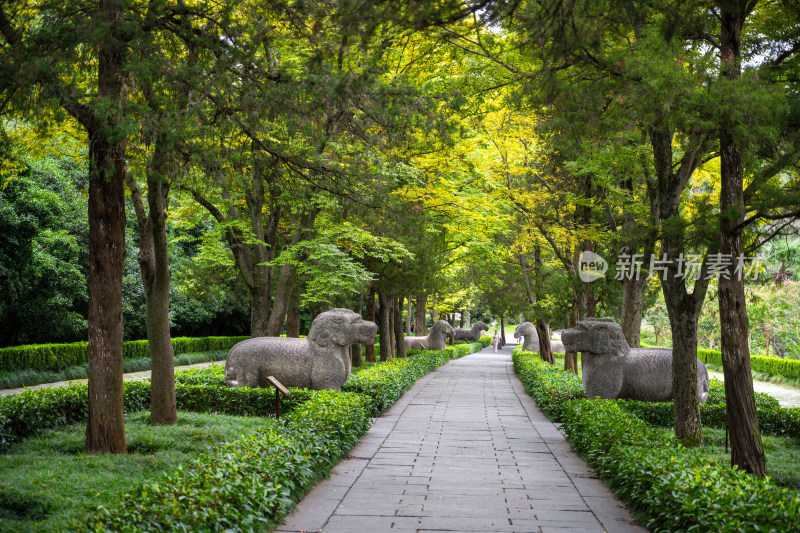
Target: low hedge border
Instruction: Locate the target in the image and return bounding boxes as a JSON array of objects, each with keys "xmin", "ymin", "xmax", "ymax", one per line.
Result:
[
  {"xmin": 563, "ymin": 400, "xmax": 800, "ymax": 532},
  {"xmin": 83, "ymin": 391, "xmax": 374, "ymax": 532},
  {"xmin": 513, "ymin": 349, "xmax": 800, "ymax": 532},
  {"xmin": 699, "ymin": 348, "xmax": 800, "ymax": 382},
  {"xmin": 0, "ymin": 336, "xmax": 248, "ymax": 373}
]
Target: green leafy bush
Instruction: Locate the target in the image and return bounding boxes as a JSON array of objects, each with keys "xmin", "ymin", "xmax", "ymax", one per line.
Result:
[
  {"xmin": 562, "ymin": 400, "xmax": 800, "ymax": 533},
  {"xmin": 0, "ymin": 379, "xmax": 311, "ymax": 451},
  {"xmin": 84, "ymin": 391, "xmax": 374, "ymax": 532},
  {"xmin": 0, "ymin": 336, "xmax": 247, "ymax": 373},
  {"xmin": 512, "ymin": 347, "xmax": 585, "ymax": 420},
  {"xmin": 343, "ymin": 350, "xmax": 451, "ymax": 414},
  {"xmin": 699, "ymin": 348, "xmax": 800, "ymax": 381}
]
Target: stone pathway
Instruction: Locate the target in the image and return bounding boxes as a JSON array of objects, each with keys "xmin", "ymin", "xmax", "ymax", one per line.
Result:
[{"xmin": 278, "ymin": 343, "xmax": 646, "ymax": 533}]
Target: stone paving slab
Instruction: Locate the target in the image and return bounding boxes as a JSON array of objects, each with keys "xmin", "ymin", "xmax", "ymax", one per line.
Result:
[{"xmin": 278, "ymin": 342, "xmax": 647, "ymax": 533}]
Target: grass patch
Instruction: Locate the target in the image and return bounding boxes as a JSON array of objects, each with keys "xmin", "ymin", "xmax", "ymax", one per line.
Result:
[
  {"xmin": 698, "ymin": 427, "xmax": 800, "ymax": 491},
  {"xmin": 0, "ymin": 410, "xmax": 273, "ymax": 532},
  {"xmin": 0, "ymin": 351, "xmax": 228, "ymax": 390}
]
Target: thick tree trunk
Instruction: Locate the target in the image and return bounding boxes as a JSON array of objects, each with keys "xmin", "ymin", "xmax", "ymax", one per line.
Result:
[
  {"xmin": 536, "ymin": 319, "xmax": 553, "ymax": 364},
  {"xmin": 378, "ymin": 291, "xmax": 392, "ymax": 361},
  {"xmin": 266, "ymin": 266, "xmax": 294, "ymax": 336},
  {"xmin": 365, "ymin": 288, "xmax": 376, "ymax": 363},
  {"xmin": 84, "ymin": 0, "xmax": 128, "ymax": 454},
  {"xmin": 286, "ymin": 285, "xmax": 301, "ymax": 337},
  {"xmin": 395, "ymin": 295, "xmax": 407, "ymax": 358},
  {"xmin": 415, "ymin": 293, "xmax": 427, "ymax": 334},
  {"xmin": 459, "ymin": 312, "xmax": 464, "ymax": 328},
  {"xmin": 719, "ymin": 4, "xmax": 766, "ymax": 477},
  {"xmin": 500, "ymin": 314, "xmax": 506, "ymax": 347},
  {"xmin": 249, "ymin": 282, "xmax": 270, "ymax": 337}
]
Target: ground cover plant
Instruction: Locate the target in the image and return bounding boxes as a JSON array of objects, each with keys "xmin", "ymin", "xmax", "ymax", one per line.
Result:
[
  {"xmin": 512, "ymin": 348, "xmax": 800, "ymax": 531},
  {"xmin": 0, "ymin": 411, "xmax": 272, "ymax": 532},
  {"xmin": 0, "ymin": 343, "xmax": 484, "ymax": 531}
]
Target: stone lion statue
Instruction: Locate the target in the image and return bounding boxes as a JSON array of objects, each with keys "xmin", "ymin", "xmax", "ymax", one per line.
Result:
[
  {"xmin": 452, "ymin": 321, "xmax": 489, "ymax": 343},
  {"xmin": 513, "ymin": 322, "xmax": 539, "ymax": 353},
  {"xmin": 561, "ymin": 317, "xmax": 709, "ymax": 403},
  {"xmin": 404, "ymin": 320, "xmax": 454, "ymax": 351},
  {"xmin": 225, "ymin": 308, "xmax": 377, "ymax": 390}
]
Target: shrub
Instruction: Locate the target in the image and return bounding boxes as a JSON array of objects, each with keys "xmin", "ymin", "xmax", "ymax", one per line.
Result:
[
  {"xmin": 343, "ymin": 350, "xmax": 451, "ymax": 415},
  {"xmin": 699, "ymin": 348, "xmax": 800, "ymax": 382},
  {"xmin": 0, "ymin": 336, "xmax": 248, "ymax": 373},
  {"xmin": 512, "ymin": 347, "xmax": 585, "ymax": 420},
  {"xmin": 85, "ymin": 391, "xmax": 374, "ymax": 532},
  {"xmin": 0, "ymin": 379, "xmax": 310, "ymax": 452},
  {"xmin": 562, "ymin": 400, "xmax": 800, "ymax": 533}
]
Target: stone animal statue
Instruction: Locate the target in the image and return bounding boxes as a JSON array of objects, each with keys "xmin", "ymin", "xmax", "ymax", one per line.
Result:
[
  {"xmin": 513, "ymin": 322, "xmax": 540, "ymax": 353},
  {"xmin": 561, "ymin": 317, "xmax": 709, "ymax": 403},
  {"xmin": 452, "ymin": 321, "xmax": 489, "ymax": 342},
  {"xmin": 404, "ymin": 320, "xmax": 455, "ymax": 351},
  {"xmin": 225, "ymin": 308, "xmax": 377, "ymax": 390}
]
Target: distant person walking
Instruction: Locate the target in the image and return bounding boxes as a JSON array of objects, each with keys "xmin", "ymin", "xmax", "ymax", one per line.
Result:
[{"xmin": 492, "ymin": 332, "xmax": 501, "ymax": 352}]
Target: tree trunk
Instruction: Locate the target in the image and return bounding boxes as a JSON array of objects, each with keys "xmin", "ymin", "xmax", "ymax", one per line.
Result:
[
  {"xmin": 564, "ymin": 309, "xmax": 579, "ymax": 374},
  {"xmin": 459, "ymin": 312, "xmax": 464, "ymax": 328},
  {"xmin": 365, "ymin": 288, "xmax": 376, "ymax": 363},
  {"xmin": 249, "ymin": 282, "xmax": 270, "ymax": 337},
  {"xmin": 378, "ymin": 291, "xmax": 392, "ymax": 361},
  {"xmin": 500, "ymin": 314, "xmax": 506, "ymax": 347},
  {"xmin": 719, "ymin": 3, "xmax": 766, "ymax": 477},
  {"xmin": 406, "ymin": 295, "xmax": 412, "ymax": 335},
  {"xmin": 350, "ymin": 343, "xmax": 362, "ymax": 368},
  {"xmin": 286, "ymin": 285, "xmax": 301, "ymax": 337},
  {"xmin": 621, "ymin": 275, "xmax": 647, "ymax": 348},
  {"xmin": 536, "ymin": 319, "xmax": 553, "ymax": 364},
  {"xmin": 127, "ymin": 149, "xmax": 176, "ymax": 426},
  {"xmin": 85, "ymin": 0, "xmax": 128, "ymax": 454},
  {"xmin": 415, "ymin": 293, "xmax": 426, "ymax": 335},
  {"xmin": 395, "ymin": 295, "xmax": 407, "ymax": 358}
]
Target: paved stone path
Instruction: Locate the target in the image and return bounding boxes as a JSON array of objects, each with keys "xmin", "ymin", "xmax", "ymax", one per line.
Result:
[{"xmin": 278, "ymin": 343, "xmax": 646, "ymax": 533}]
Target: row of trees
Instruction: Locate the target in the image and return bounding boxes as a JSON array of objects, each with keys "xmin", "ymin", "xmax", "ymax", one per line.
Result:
[{"xmin": 2, "ymin": 1, "xmax": 799, "ymax": 480}]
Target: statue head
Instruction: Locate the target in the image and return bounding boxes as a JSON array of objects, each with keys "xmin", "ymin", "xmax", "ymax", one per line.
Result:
[{"xmin": 308, "ymin": 308, "xmax": 377, "ymax": 348}]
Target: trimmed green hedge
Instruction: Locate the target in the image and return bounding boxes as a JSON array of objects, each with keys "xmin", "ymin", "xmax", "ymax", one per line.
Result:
[
  {"xmin": 84, "ymin": 391, "xmax": 374, "ymax": 532},
  {"xmin": 512, "ymin": 346, "xmax": 585, "ymax": 420},
  {"xmin": 563, "ymin": 400, "xmax": 800, "ymax": 532},
  {"xmin": 698, "ymin": 348, "xmax": 800, "ymax": 381},
  {"xmin": 0, "ymin": 336, "xmax": 248, "ymax": 373},
  {"xmin": 512, "ymin": 349, "xmax": 800, "ymax": 531},
  {"xmin": 0, "ymin": 378, "xmax": 311, "ymax": 452},
  {"xmin": 345, "ymin": 342, "xmax": 482, "ymax": 415}
]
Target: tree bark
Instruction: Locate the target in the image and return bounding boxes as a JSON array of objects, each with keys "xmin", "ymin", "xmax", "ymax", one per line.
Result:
[
  {"xmin": 85, "ymin": 0, "xmax": 128, "ymax": 453},
  {"xmin": 415, "ymin": 293, "xmax": 427, "ymax": 334},
  {"xmin": 620, "ymin": 275, "xmax": 647, "ymax": 348},
  {"xmin": 500, "ymin": 314, "xmax": 506, "ymax": 347},
  {"xmin": 378, "ymin": 291, "xmax": 392, "ymax": 361},
  {"xmin": 650, "ymin": 122, "xmax": 711, "ymax": 448},
  {"xmin": 564, "ymin": 307, "xmax": 579, "ymax": 374},
  {"xmin": 395, "ymin": 295, "xmax": 407, "ymax": 358},
  {"xmin": 536, "ymin": 319, "xmax": 553, "ymax": 364},
  {"xmin": 365, "ymin": 288, "xmax": 376, "ymax": 363},
  {"xmin": 286, "ymin": 284, "xmax": 301, "ymax": 337},
  {"xmin": 126, "ymin": 142, "xmax": 176, "ymax": 426},
  {"xmin": 406, "ymin": 295, "xmax": 412, "ymax": 335},
  {"xmin": 719, "ymin": 3, "xmax": 766, "ymax": 477}
]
